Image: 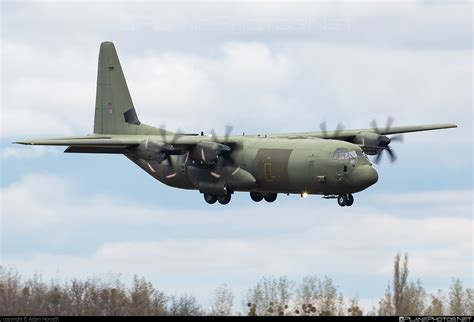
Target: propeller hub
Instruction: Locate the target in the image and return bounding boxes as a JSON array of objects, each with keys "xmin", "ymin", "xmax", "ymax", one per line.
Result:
[
  {"xmin": 217, "ymin": 144, "xmax": 231, "ymax": 153},
  {"xmin": 378, "ymin": 135, "xmax": 391, "ymax": 146}
]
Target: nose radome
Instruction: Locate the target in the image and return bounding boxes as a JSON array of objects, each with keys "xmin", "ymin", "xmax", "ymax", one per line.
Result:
[{"xmin": 352, "ymin": 165, "xmax": 378, "ymax": 190}]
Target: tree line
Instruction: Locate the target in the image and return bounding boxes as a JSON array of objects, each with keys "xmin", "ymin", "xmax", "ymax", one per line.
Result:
[{"xmin": 0, "ymin": 253, "xmax": 472, "ymax": 316}]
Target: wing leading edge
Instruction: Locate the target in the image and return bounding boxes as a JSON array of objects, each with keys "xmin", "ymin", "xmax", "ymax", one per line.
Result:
[{"xmin": 270, "ymin": 123, "xmax": 457, "ymax": 140}]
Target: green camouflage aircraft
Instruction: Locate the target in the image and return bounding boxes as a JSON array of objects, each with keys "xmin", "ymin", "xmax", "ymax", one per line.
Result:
[{"xmin": 15, "ymin": 42, "xmax": 457, "ymax": 207}]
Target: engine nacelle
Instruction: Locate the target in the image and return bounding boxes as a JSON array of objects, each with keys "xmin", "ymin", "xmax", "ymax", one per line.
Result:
[
  {"xmin": 190, "ymin": 141, "xmax": 230, "ymax": 163},
  {"xmin": 353, "ymin": 132, "xmax": 390, "ymax": 155},
  {"xmin": 131, "ymin": 139, "xmax": 173, "ymax": 162},
  {"xmin": 132, "ymin": 140, "xmax": 159, "ymax": 160}
]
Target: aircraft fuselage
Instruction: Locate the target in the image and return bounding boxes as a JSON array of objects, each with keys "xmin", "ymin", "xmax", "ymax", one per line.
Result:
[{"xmin": 128, "ymin": 136, "xmax": 378, "ymax": 197}]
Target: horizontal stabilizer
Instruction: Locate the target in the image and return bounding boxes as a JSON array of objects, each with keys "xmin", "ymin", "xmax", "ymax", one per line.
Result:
[
  {"xmin": 64, "ymin": 146, "xmax": 127, "ymax": 154},
  {"xmin": 14, "ymin": 136, "xmax": 140, "ymax": 147}
]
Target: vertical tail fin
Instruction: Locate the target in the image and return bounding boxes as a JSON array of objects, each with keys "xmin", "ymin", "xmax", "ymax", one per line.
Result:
[{"xmin": 94, "ymin": 41, "xmax": 141, "ymax": 134}]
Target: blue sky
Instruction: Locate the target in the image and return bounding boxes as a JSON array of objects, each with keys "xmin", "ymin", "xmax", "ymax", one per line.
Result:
[{"xmin": 1, "ymin": 0, "xmax": 472, "ymax": 312}]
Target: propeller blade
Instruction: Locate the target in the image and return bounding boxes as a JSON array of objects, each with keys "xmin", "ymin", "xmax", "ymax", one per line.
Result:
[
  {"xmin": 374, "ymin": 150, "xmax": 383, "ymax": 164},
  {"xmin": 210, "ymin": 157, "xmax": 225, "ymax": 178},
  {"xmin": 384, "ymin": 116, "xmax": 394, "ymax": 133},
  {"xmin": 334, "ymin": 123, "xmax": 344, "ymax": 137},
  {"xmin": 146, "ymin": 162, "xmax": 156, "ymax": 173},
  {"xmin": 390, "ymin": 134, "xmax": 404, "ymax": 143},
  {"xmin": 162, "ymin": 154, "xmax": 177, "ymax": 179},
  {"xmin": 320, "ymin": 122, "xmax": 328, "ymax": 138},
  {"xmin": 209, "ymin": 129, "xmax": 218, "ymax": 142},
  {"xmin": 387, "ymin": 148, "xmax": 397, "ymax": 163},
  {"xmin": 370, "ymin": 119, "xmax": 379, "ymax": 134},
  {"xmin": 231, "ymin": 167, "xmax": 240, "ymax": 176},
  {"xmin": 183, "ymin": 151, "xmax": 189, "ymax": 164},
  {"xmin": 224, "ymin": 124, "xmax": 233, "ymax": 143},
  {"xmin": 165, "ymin": 172, "xmax": 177, "ymax": 179},
  {"xmin": 166, "ymin": 156, "xmax": 173, "ymax": 169},
  {"xmin": 159, "ymin": 123, "xmax": 167, "ymax": 143},
  {"xmin": 171, "ymin": 129, "xmax": 183, "ymax": 145}
]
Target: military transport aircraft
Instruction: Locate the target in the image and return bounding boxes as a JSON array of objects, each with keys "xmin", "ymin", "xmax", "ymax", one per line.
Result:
[{"xmin": 15, "ymin": 42, "xmax": 457, "ymax": 207}]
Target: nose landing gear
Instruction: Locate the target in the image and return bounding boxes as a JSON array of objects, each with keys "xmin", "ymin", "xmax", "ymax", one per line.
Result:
[{"xmin": 337, "ymin": 193, "xmax": 354, "ymax": 207}]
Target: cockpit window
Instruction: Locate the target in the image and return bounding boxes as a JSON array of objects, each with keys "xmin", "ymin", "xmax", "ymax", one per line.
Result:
[{"xmin": 333, "ymin": 148, "xmax": 359, "ymax": 160}]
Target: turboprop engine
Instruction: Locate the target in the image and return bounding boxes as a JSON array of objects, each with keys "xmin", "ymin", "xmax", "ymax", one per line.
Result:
[
  {"xmin": 191, "ymin": 141, "xmax": 231, "ymax": 163},
  {"xmin": 133, "ymin": 139, "xmax": 183, "ymax": 164}
]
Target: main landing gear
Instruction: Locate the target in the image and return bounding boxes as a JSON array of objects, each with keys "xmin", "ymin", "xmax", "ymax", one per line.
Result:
[
  {"xmin": 250, "ymin": 192, "xmax": 278, "ymax": 203},
  {"xmin": 204, "ymin": 193, "xmax": 231, "ymax": 205},
  {"xmin": 337, "ymin": 193, "xmax": 354, "ymax": 207}
]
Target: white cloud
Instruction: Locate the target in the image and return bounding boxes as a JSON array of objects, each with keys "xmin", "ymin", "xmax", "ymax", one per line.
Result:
[
  {"xmin": 2, "ymin": 174, "xmax": 471, "ymax": 283},
  {"xmin": 2, "ymin": 40, "xmax": 470, "ymax": 140},
  {"xmin": 375, "ymin": 190, "xmax": 473, "ymax": 206},
  {"xmin": 1, "ymin": 145, "xmax": 61, "ymax": 160},
  {"xmin": 1, "ymin": 174, "xmax": 68, "ymax": 229},
  {"xmin": 1, "ymin": 2, "xmax": 471, "ymax": 139}
]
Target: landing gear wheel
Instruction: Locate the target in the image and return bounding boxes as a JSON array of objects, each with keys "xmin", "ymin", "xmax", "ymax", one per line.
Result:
[
  {"xmin": 264, "ymin": 193, "xmax": 278, "ymax": 203},
  {"xmin": 250, "ymin": 192, "xmax": 264, "ymax": 202},
  {"xmin": 204, "ymin": 193, "xmax": 217, "ymax": 204},
  {"xmin": 337, "ymin": 194, "xmax": 347, "ymax": 207},
  {"xmin": 217, "ymin": 194, "xmax": 231, "ymax": 205},
  {"xmin": 345, "ymin": 193, "xmax": 354, "ymax": 207}
]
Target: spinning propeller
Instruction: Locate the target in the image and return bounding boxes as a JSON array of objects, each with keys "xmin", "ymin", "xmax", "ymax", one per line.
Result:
[
  {"xmin": 370, "ymin": 116, "xmax": 404, "ymax": 164},
  {"xmin": 141, "ymin": 124, "xmax": 186, "ymax": 179},
  {"xmin": 208, "ymin": 125, "xmax": 238, "ymax": 178},
  {"xmin": 320, "ymin": 121, "xmax": 344, "ymax": 139},
  {"xmin": 156, "ymin": 124, "xmax": 187, "ymax": 178}
]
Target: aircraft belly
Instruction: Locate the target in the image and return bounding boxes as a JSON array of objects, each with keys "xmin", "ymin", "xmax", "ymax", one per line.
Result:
[{"xmin": 126, "ymin": 155, "xmax": 195, "ymax": 190}]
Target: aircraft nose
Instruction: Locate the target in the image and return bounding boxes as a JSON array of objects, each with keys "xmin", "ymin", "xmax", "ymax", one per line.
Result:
[{"xmin": 352, "ymin": 165, "xmax": 378, "ymax": 190}]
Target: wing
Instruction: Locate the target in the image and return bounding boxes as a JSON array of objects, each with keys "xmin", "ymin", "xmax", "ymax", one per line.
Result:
[
  {"xmin": 270, "ymin": 123, "xmax": 457, "ymax": 140},
  {"xmin": 14, "ymin": 134, "xmax": 203, "ymax": 154}
]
